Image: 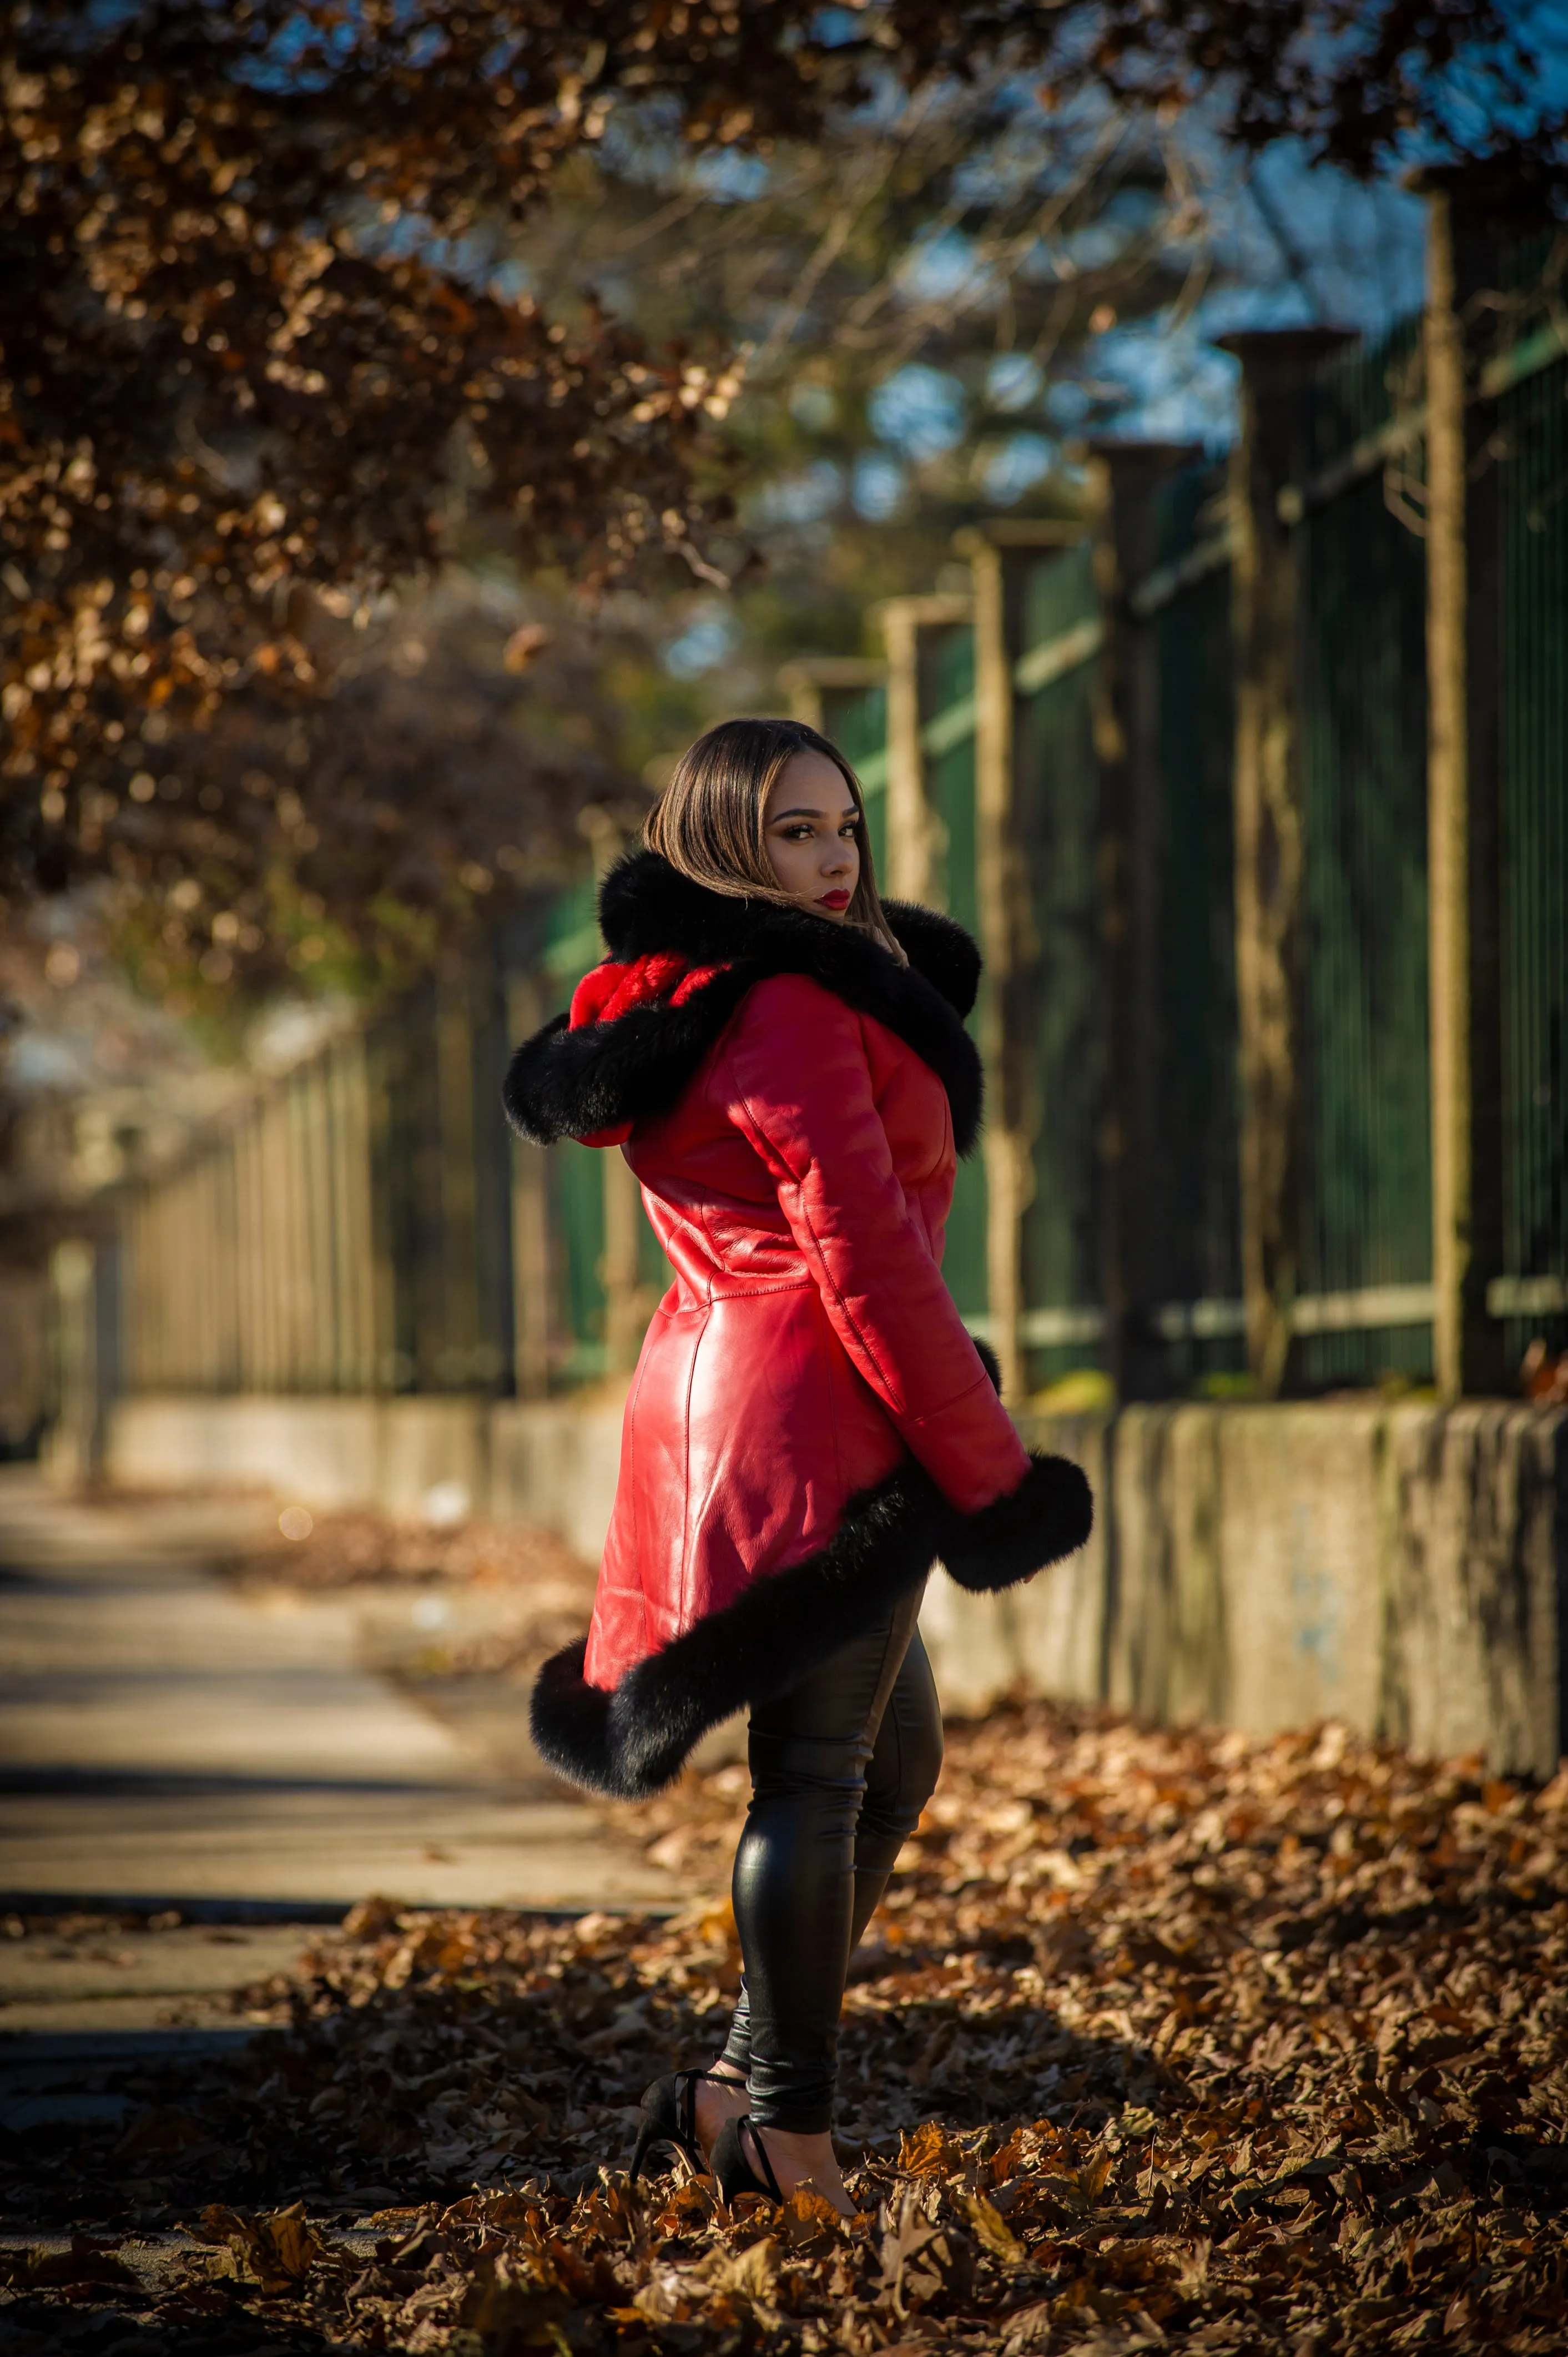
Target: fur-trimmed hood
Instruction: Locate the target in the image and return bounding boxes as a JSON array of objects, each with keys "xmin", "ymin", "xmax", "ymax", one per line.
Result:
[{"xmin": 503, "ymin": 849, "xmax": 985, "ymax": 1154}]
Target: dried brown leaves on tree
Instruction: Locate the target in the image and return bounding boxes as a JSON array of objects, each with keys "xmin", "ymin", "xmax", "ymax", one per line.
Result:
[
  {"xmin": 91, "ymin": 580, "xmax": 647, "ymax": 1013},
  {"xmin": 1, "ymin": 0, "xmax": 740, "ymax": 956},
  {"xmin": 3, "ymin": 0, "xmax": 1559, "ymax": 941},
  {"xmin": 5, "ymin": 1700, "xmax": 1565, "ymax": 2351}
]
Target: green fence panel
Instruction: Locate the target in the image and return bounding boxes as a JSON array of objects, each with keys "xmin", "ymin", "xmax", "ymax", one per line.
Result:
[
  {"xmin": 549, "ymin": 1139, "xmax": 608, "ymax": 1381},
  {"xmin": 366, "ymin": 949, "xmax": 531, "ymax": 1395},
  {"xmin": 541, "ymin": 873, "xmax": 603, "ymax": 997},
  {"xmin": 509, "ymin": 263, "xmax": 1562, "ymax": 1406},
  {"xmin": 1499, "ymin": 343, "xmax": 1568, "ymax": 1356},
  {"xmin": 1304, "ymin": 314, "xmax": 1424, "ymax": 474},
  {"xmin": 528, "ymin": 868, "xmax": 687, "ymax": 1384},
  {"xmin": 1012, "ymin": 544, "xmax": 1106, "ymax": 1384},
  {"xmin": 1149, "ymin": 552, "xmax": 1244, "ymax": 1384},
  {"xmin": 822, "ymin": 678, "xmax": 890, "ymax": 882},
  {"xmin": 372, "ymin": 974, "xmax": 505, "ymax": 1397},
  {"xmin": 538, "ymin": 875, "xmax": 611, "ymax": 1383},
  {"xmin": 920, "ymin": 623, "xmax": 977, "ymax": 926},
  {"xmin": 912, "ymin": 622, "xmax": 988, "ymax": 1319},
  {"xmin": 1022, "ymin": 536, "xmax": 1097, "ymax": 645},
  {"xmin": 638, "ymin": 1189, "xmax": 675, "ymax": 1306},
  {"xmin": 1298, "ymin": 329, "xmax": 1433, "ymax": 1386}
]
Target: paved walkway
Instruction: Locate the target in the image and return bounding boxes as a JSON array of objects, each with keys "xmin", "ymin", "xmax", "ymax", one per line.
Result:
[{"xmin": 0, "ymin": 1470, "xmax": 675, "ymax": 2037}]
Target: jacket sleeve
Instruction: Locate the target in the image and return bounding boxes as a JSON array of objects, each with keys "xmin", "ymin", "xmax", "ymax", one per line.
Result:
[{"xmin": 716, "ymin": 974, "xmax": 1031, "ymax": 1513}]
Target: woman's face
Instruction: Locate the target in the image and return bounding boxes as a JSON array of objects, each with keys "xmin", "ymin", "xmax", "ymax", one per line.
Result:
[{"xmin": 762, "ymin": 751, "xmax": 861, "ymax": 921}]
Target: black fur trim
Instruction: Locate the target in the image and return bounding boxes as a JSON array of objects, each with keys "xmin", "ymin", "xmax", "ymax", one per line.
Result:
[
  {"xmin": 884, "ymin": 902, "xmax": 981, "ymax": 1021},
  {"xmin": 597, "ymin": 852, "xmax": 981, "ymax": 1017},
  {"xmin": 530, "ymin": 1448, "xmax": 1093, "ymax": 1799},
  {"xmin": 531, "ymin": 1468, "xmax": 935, "ymax": 1800},
  {"xmin": 971, "ymin": 1334, "xmax": 1004, "ymax": 1397},
  {"xmin": 504, "ymin": 850, "xmax": 984, "ymax": 1155},
  {"xmin": 939, "ymin": 1453, "xmax": 1094, "ymax": 1595}
]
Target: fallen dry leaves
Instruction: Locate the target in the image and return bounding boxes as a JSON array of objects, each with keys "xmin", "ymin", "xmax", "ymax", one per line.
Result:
[
  {"xmin": 239, "ymin": 1507, "xmax": 596, "ymax": 1601},
  {"xmin": 3, "ymin": 1699, "xmax": 1566, "ymax": 2353},
  {"xmin": 234, "ymin": 1504, "xmax": 599, "ymax": 1694}
]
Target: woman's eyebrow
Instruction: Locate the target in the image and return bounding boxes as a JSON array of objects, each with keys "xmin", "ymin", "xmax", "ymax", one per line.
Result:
[{"xmin": 768, "ymin": 804, "xmax": 860, "ymax": 823}]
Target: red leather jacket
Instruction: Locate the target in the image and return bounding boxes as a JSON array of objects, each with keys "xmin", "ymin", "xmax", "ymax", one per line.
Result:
[{"xmin": 505, "ymin": 852, "xmax": 1092, "ymax": 1798}]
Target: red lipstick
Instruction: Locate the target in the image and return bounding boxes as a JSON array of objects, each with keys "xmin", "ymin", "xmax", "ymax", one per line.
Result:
[{"xmin": 817, "ymin": 889, "xmax": 851, "ymax": 909}]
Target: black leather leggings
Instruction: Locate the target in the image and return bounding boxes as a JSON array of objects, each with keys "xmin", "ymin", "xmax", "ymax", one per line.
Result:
[{"xmin": 716, "ymin": 1584, "xmax": 943, "ymax": 2132}]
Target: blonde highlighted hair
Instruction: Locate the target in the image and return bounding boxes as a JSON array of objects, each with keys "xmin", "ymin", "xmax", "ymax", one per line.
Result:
[{"xmin": 646, "ymin": 716, "xmax": 904, "ymax": 958}]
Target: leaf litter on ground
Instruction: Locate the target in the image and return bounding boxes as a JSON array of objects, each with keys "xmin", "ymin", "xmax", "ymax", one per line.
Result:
[
  {"xmin": 229, "ymin": 1504, "xmax": 601, "ymax": 1696},
  {"xmin": 234, "ymin": 1502, "xmax": 594, "ymax": 1613},
  {"xmin": 3, "ymin": 1699, "xmax": 1566, "ymax": 2353}
]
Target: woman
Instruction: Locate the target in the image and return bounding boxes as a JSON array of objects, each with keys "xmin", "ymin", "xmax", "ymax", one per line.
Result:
[{"xmin": 505, "ymin": 716, "xmax": 1092, "ymax": 2214}]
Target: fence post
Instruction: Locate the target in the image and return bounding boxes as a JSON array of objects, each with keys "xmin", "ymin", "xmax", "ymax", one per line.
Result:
[
  {"xmin": 505, "ymin": 972, "xmax": 554, "ymax": 1401},
  {"xmin": 777, "ymin": 656, "xmax": 886, "ymax": 735},
  {"xmin": 1421, "ymin": 179, "xmax": 1510, "ymax": 1401},
  {"xmin": 300, "ymin": 1054, "xmax": 335, "ymax": 1392},
  {"xmin": 48, "ymin": 1239, "xmax": 100, "ymax": 1488},
  {"xmin": 873, "ymin": 593, "xmax": 972, "ymax": 906},
  {"xmin": 1085, "ymin": 442, "xmax": 1202, "ymax": 1402},
  {"xmin": 435, "ymin": 973, "xmax": 480, "ymax": 1388},
  {"xmin": 365, "ymin": 1026, "xmax": 404, "ymax": 1391},
  {"xmin": 339, "ymin": 1034, "xmax": 379, "ymax": 1392},
  {"xmin": 1218, "ymin": 328, "xmax": 1353, "ymax": 1398},
  {"xmin": 957, "ymin": 521, "xmax": 1086, "ymax": 1404}
]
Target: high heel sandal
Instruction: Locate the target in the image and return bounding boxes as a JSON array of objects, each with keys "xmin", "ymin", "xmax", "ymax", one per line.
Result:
[
  {"xmin": 710, "ymin": 2115, "xmax": 784, "ymax": 2205},
  {"xmin": 631, "ymin": 2067, "xmax": 748, "ymax": 2180}
]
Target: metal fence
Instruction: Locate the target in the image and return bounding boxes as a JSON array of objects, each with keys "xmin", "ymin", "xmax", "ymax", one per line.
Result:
[
  {"xmin": 113, "ymin": 205, "xmax": 1567, "ymax": 1407},
  {"xmin": 118, "ymin": 968, "xmax": 516, "ymax": 1398},
  {"xmin": 1293, "ymin": 323, "xmax": 1434, "ymax": 1386},
  {"xmin": 824, "ymin": 250, "xmax": 1564, "ymax": 1402},
  {"xmin": 1498, "ymin": 246, "xmax": 1568, "ymax": 1368},
  {"xmin": 1011, "ymin": 541, "xmax": 1106, "ymax": 1378},
  {"xmin": 1145, "ymin": 474, "xmax": 1241, "ymax": 1367}
]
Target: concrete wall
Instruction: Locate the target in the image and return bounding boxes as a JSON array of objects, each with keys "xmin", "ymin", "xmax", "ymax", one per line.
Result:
[
  {"xmin": 110, "ymin": 1388, "xmax": 631, "ymax": 1565},
  {"xmin": 104, "ymin": 1390, "xmax": 1566, "ymax": 1776},
  {"xmin": 1000, "ymin": 1400, "xmax": 1565, "ymax": 1779},
  {"xmin": 107, "ymin": 1394, "xmax": 485, "ymax": 1513},
  {"xmin": 490, "ymin": 1393, "xmax": 629, "ymax": 1568},
  {"xmin": 919, "ymin": 1411, "xmax": 1111, "ymax": 1719}
]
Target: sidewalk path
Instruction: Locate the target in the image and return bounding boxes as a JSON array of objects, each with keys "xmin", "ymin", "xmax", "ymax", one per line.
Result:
[{"xmin": 0, "ymin": 1470, "xmax": 674, "ymax": 2035}]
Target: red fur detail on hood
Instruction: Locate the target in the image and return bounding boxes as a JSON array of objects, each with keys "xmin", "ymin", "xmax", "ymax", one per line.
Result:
[
  {"xmin": 568, "ymin": 950, "xmax": 729, "ymax": 1033},
  {"xmin": 566, "ymin": 951, "xmax": 730, "ymax": 1143}
]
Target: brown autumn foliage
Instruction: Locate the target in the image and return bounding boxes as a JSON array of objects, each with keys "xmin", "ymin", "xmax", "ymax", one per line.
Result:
[
  {"xmin": 4, "ymin": 0, "xmax": 1557, "ymax": 936},
  {"xmin": 3, "ymin": 1697, "xmax": 1565, "ymax": 2351},
  {"xmin": 92, "ymin": 578, "xmax": 649, "ymax": 1013}
]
